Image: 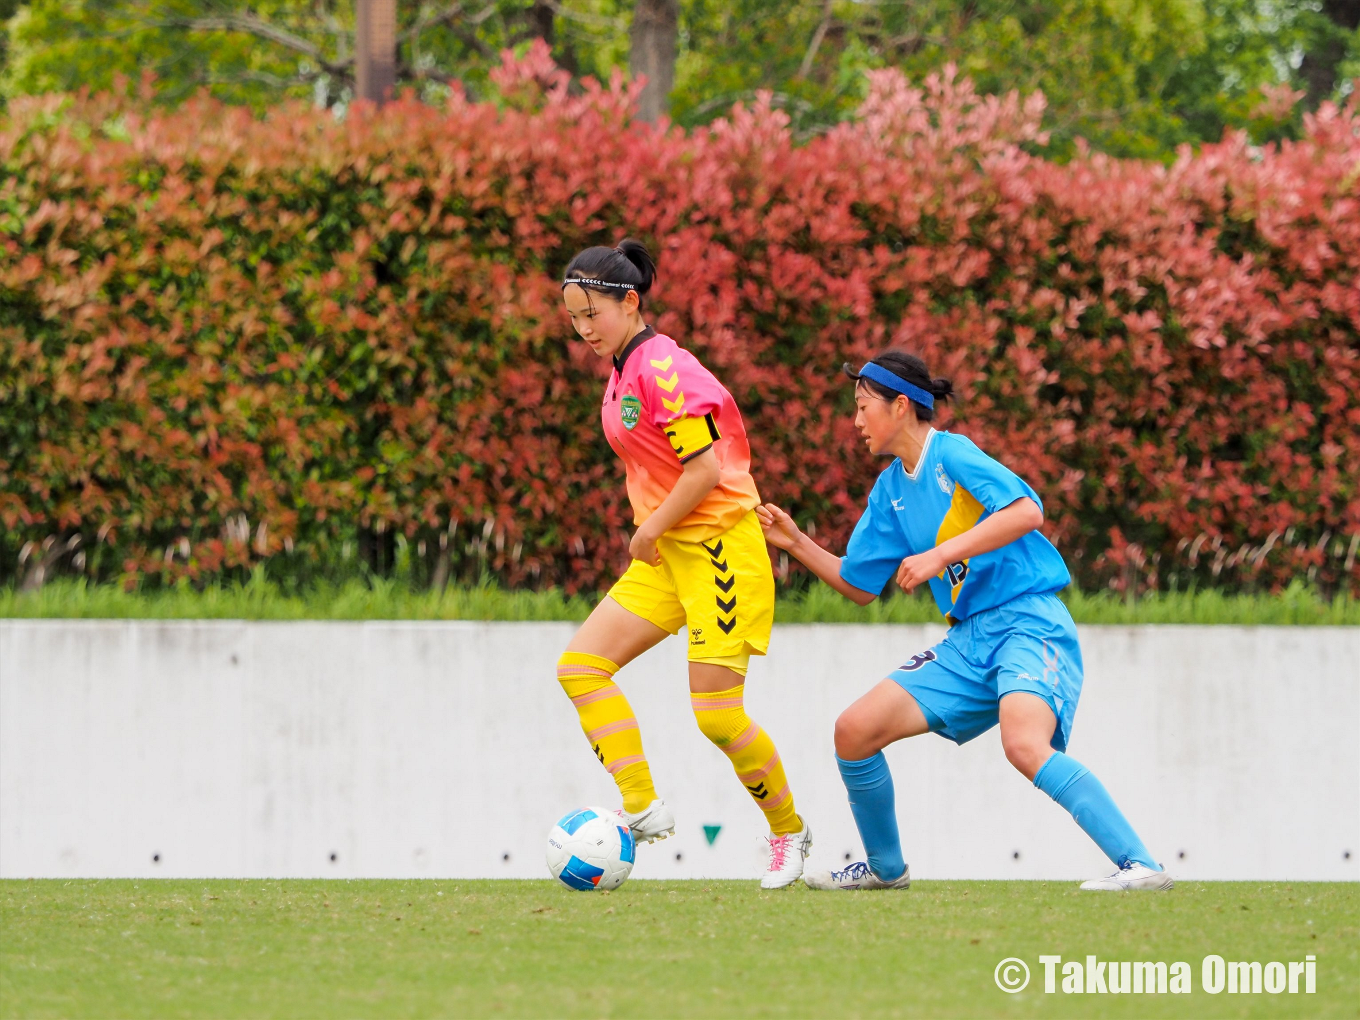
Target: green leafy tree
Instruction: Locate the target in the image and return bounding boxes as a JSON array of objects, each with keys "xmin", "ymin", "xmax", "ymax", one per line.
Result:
[
  {"xmin": 0, "ymin": 0, "xmax": 26, "ymax": 78},
  {"xmin": 1298, "ymin": 0, "xmax": 1360, "ymax": 105},
  {"xmin": 5, "ymin": 0, "xmax": 345, "ymax": 106},
  {"xmin": 0, "ymin": 0, "xmax": 633, "ymax": 109},
  {"xmin": 671, "ymin": 0, "xmax": 1331, "ymax": 157},
  {"xmin": 3, "ymin": 0, "xmax": 1353, "ymax": 159}
]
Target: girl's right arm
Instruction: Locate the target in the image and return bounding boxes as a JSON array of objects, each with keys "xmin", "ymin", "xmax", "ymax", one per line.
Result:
[{"xmin": 756, "ymin": 503, "xmax": 877, "ymax": 606}]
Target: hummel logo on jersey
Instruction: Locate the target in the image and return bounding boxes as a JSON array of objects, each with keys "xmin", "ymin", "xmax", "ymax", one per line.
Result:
[{"xmin": 891, "ymin": 498, "xmax": 905, "ymax": 511}]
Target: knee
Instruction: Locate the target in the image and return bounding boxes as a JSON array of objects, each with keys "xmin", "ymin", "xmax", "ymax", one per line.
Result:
[
  {"xmin": 833, "ymin": 709, "xmax": 873, "ymax": 761},
  {"xmin": 1001, "ymin": 731, "xmax": 1050, "ymax": 780},
  {"xmin": 693, "ymin": 709, "xmax": 726, "ymax": 745},
  {"xmin": 691, "ymin": 696, "xmax": 749, "ymax": 748}
]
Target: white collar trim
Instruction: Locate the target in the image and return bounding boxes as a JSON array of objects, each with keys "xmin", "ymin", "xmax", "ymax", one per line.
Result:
[{"xmin": 900, "ymin": 429, "xmax": 938, "ymax": 482}]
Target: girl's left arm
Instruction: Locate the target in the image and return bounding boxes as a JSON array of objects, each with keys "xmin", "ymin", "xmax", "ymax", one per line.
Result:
[
  {"xmin": 628, "ymin": 448, "xmax": 720, "ymax": 565},
  {"xmin": 895, "ymin": 496, "xmax": 1044, "ymax": 592}
]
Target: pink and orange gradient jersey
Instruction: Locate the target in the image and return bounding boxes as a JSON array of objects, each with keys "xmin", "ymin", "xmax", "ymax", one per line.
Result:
[{"xmin": 601, "ymin": 327, "xmax": 761, "ymax": 542}]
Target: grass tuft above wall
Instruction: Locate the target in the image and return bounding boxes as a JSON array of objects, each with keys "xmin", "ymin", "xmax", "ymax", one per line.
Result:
[{"xmin": 2, "ymin": 579, "xmax": 1354, "ymax": 626}]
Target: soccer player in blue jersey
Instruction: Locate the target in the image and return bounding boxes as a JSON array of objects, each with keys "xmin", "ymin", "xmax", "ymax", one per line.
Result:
[{"xmin": 757, "ymin": 350, "xmax": 1172, "ymax": 891}]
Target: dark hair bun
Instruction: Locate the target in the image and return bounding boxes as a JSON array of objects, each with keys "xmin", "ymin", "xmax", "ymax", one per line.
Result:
[
  {"xmin": 615, "ymin": 238, "xmax": 656, "ymax": 295},
  {"xmin": 930, "ymin": 377, "xmax": 954, "ymax": 401}
]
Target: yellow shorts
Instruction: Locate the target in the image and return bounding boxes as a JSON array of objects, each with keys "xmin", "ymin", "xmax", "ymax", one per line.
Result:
[{"xmin": 608, "ymin": 510, "xmax": 775, "ymax": 661}]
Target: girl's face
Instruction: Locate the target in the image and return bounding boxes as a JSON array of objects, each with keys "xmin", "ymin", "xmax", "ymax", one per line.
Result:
[
  {"xmin": 563, "ymin": 283, "xmax": 640, "ymax": 360},
  {"xmin": 854, "ymin": 384, "xmax": 914, "ymax": 456}
]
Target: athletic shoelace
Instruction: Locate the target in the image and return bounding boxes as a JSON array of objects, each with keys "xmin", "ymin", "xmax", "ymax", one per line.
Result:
[
  {"xmin": 833, "ymin": 861, "xmax": 872, "ymax": 882},
  {"xmin": 767, "ymin": 834, "xmax": 791, "ymax": 870}
]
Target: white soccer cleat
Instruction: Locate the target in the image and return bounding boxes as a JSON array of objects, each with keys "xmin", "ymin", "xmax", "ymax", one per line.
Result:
[
  {"xmin": 803, "ymin": 859, "xmax": 911, "ymax": 891},
  {"xmin": 618, "ymin": 799, "xmax": 676, "ymax": 844},
  {"xmin": 1080, "ymin": 862, "xmax": 1174, "ymax": 891},
  {"xmin": 760, "ymin": 820, "xmax": 813, "ymax": 890}
]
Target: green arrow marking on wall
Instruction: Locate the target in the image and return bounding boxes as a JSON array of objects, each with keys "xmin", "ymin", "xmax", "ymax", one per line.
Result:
[{"xmin": 703, "ymin": 825, "xmax": 722, "ymax": 846}]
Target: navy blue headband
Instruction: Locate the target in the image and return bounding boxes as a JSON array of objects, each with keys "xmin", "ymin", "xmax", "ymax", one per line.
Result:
[{"xmin": 856, "ymin": 362, "xmax": 935, "ymax": 408}]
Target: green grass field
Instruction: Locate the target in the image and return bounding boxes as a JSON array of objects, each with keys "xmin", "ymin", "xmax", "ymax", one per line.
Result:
[
  {"xmin": 2, "ymin": 880, "xmax": 1355, "ymax": 1019},
  {"xmin": 3, "ymin": 577, "xmax": 1356, "ymax": 625}
]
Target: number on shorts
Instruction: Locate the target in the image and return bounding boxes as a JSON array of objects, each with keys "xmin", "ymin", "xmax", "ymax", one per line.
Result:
[{"xmin": 900, "ymin": 650, "xmax": 937, "ymax": 672}]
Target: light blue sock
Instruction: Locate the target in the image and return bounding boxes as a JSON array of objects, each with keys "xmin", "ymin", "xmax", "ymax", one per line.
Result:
[
  {"xmin": 1033, "ymin": 752, "xmax": 1158, "ymax": 870},
  {"xmin": 836, "ymin": 753, "xmax": 906, "ymax": 881}
]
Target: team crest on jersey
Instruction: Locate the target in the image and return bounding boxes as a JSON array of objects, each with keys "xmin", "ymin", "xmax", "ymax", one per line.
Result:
[
  {"xmin": 935, "ymin": 464, "xmax": 954, "ymax": 494},
  {"xmin": 620, "ymin": 395, "xmax": 641, "ymax": 430}
]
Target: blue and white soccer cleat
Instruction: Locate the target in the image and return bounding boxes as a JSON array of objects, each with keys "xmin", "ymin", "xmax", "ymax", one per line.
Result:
[
  {"xmin": 803, "ymin": 859, "xmax": 911, "ymax": 891},
  {"xmin": 760, "ymin": 820, "xmax": 813, "ymax": 890},
  {"xmin": 618, "ymin": 798, "xmax": 676, "ymax": 843},
  {"xmin": 1080, "ymin": 862, "xmax": 1174, "ymax": 891}
]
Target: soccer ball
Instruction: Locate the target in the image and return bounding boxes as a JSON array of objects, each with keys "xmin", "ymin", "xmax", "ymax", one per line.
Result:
[{"xmin": 546, "ymin": 806, "xmax": 636, "ymax": 891}]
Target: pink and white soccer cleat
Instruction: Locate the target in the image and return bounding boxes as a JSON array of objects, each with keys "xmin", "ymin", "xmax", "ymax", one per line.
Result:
[{"xmin": 761, "ymin": 820, "xmax": 813, "ymax": 889}]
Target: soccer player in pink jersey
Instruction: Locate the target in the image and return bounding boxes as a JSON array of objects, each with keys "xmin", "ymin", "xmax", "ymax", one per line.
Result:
[{"xmin": 554, "ymin": 239, "xmax": 811, "ymax": 888}]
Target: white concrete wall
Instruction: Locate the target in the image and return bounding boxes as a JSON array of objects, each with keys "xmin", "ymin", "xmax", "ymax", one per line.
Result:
[{"xmin": 1, "ymin": 621, "xmax": 1356, "ymax": 882}]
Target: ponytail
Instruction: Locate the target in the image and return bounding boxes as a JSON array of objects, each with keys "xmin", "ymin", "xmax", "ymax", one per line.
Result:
[{"xmin": 562, "ymin": 238, "xmax": 656, "ymax": 303}]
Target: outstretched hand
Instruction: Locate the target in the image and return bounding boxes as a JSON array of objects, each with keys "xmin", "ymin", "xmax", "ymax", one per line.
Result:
[{"xmin": 756, "ymin": 503, "xmax": 803, "ymax": 551}]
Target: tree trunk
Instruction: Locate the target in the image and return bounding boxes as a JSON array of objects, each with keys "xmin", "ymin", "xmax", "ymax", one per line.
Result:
[
  {"xmin": 527, "ymin": 1, "xmax": 555, "ymax": 46},
  {"xmin": 630, "ymin": 0, "xmax": 679, "ymax": 122},
  {"xmin": 355, "ymin": 0, "xmax": 397, "ymax": 105},
  {"xmin": 1299, "ymin": 0, "xmax": 1360, "ymax": 106},
  {"xmin": 358, "ymin": 525, "xmax": 396, "ymax": 577}
]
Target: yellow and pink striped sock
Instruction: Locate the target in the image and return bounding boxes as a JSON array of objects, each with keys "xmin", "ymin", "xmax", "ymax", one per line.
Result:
[
  {"xmin": 557, "ymin": 651, "xmax": 657, "ymax": 813},
  {"xmin": 691, "ymin": 684, "xmax": 801, "ymax": 835}
]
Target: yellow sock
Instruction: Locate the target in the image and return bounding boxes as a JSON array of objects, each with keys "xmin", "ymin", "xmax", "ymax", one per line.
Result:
[
  {"xmin": 557, "ymin": 652, "xmax": 657, "ymax": 814},
  {"xmin": 691, "ymin": 684, "xmax": 801, "ymax": 835}
]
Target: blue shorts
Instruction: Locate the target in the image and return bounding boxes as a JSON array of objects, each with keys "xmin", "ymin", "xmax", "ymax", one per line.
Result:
[{"xmin": 888, "ymin": 592, "xmax": 1083, "ymax": 752}]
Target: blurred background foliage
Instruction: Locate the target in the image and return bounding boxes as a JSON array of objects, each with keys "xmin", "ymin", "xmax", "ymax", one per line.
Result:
[{"xmin": 1, "ymin": 0, "xmax": 1357, "ymax": 160}]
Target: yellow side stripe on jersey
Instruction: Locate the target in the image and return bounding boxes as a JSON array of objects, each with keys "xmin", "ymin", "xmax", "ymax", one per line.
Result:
[
  {"xmin": 665, "ymin": 413, "xmax": 721, "ymax": 462},
  {"xmin": 935, "ymin": 484, "xmax": 986, "ymax": 604}
]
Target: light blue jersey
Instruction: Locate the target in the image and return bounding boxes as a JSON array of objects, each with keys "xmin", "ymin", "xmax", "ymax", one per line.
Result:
[{"xmin": 840, "ymin": 430, "xmax": 1070, "ymax": 620}]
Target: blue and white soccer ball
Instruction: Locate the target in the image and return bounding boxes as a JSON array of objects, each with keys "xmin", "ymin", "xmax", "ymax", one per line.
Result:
[{"xmin": 546, "ymin": 806, "xmax": 636, "ymax": 891}]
